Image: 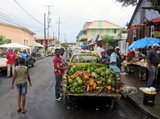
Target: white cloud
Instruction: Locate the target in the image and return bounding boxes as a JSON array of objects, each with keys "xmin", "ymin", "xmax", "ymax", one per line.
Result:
[{"xmin": 0, "ymin": 0, "xmax": 135, "ymax": 42}]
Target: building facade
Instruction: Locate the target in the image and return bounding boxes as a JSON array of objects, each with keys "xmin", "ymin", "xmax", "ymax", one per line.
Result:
[
  {"xmin": 35, "ymin": 37, "xmax": 56, "ymax": 47},
  {"xmin": 0, "ymin": 22, "xmax": 35, "ymax": 46},
  {"xmin": 77, "ymin": 20, "xmax": 122, "ymax": 42},
  {"xmin": 128, "ymin": 0, "xmax": 160, "ymax": 44},
  {"xmin": 76, "ymin": 20, "xmax": 123, "ymax": 50}
]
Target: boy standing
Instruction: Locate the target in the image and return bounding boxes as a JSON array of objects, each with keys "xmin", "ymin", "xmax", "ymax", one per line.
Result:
[{"xmin": 11, "ymin": 58, "xmax": 31, "ymax": 114}]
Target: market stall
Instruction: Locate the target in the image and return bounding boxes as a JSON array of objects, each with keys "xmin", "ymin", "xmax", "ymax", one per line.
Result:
[
  {"xmin": 122, "ymin": 59, "xmax": 149, "ymax": 81},
  {"xmin": 124, "ymin": 37, "xmax": 160, "ymax": 82}
]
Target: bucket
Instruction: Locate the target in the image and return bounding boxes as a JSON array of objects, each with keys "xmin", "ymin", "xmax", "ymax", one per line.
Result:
[{"xmin": 143, "ymin": 93, "xmax": 156, "ymax": 106}]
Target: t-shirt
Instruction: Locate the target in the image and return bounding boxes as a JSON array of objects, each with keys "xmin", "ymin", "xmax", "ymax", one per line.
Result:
[
  {"xmin": 6, "ymin": 51, "xmax": 16, "ymax": 64},
  {"xmin": 21, "ymin": 53, "xmax": 29, "ymax": 61},
  {"xmin": 95, "ymin": 47, "xmax": 105, "ymax": 58},
  {"xmin": 53, "ymin": 56, "xmax": 64, "ymax": 75},
  {"xmin": 148, "ymin": 51, "xmax": 160, "ymax": 66},
  {"xmin": 109, "ymin": 52, "xmax": 120, "ymax": 74},
  {"xmin": 15, "ymin": 66, "xmax": 28, "ymax": 85}
]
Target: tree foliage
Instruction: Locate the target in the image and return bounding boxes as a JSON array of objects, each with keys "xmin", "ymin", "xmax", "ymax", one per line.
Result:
[
  {"xmin": 0, "ymin": 35, "xmax": 7, "ymax": 45},
  {"xmin": 116, "ymin": 0, "xmax": 160, "ymax": 13},
  {"xmin": 116, "ymin": 0, "xmax": 138, "ymax": 6},
  {"xmin": 61, "ymin": 43, "xmax": 68, "ymax": 48},
  {"xmin": 102, "ymin": 35, "xmax": 115, "ymax": 43}
]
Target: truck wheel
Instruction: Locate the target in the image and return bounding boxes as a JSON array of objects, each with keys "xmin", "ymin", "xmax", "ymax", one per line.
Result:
[
  {"xmin": 64, "ymin": 96, "xmax": 70, "ymax": 106},
  {"xmin": 110, "ymin": 98, "xmax": 117, "ymax": 110}
]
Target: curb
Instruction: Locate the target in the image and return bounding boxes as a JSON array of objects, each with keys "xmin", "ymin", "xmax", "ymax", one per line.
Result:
[{"xmin": 126, "ymin": 95, "xmax": 159, "ymax": 119}]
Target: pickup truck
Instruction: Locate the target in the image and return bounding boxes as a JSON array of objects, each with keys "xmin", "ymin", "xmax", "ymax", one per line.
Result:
[{"xmin": 62, "ymin": 51, "xmax": 121, "ymax": 106}]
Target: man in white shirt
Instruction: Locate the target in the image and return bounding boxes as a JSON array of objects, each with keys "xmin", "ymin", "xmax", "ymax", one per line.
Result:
[{"xmin": 95, "ymin": 44, "xmax": 105, "ymax": 58}]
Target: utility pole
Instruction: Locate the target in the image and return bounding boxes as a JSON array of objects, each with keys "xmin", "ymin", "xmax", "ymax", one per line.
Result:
[
  {"xmin": 53, "ymin": 31, "xmax": 55, "ymax": 45},
  {"xmin": 45, "ymin": 5, "xmax": 52, "ymax": 47},
  {"xmin": 44, "ymin": 13, "xmax": 47, "ymax": 55},
  {"xmin": 57, "ymin": 17, "xmax": 61, "ymax": 46},
  {"xmin": 44, "ymin": 13, "xmax": 46, "ymax": 45}
]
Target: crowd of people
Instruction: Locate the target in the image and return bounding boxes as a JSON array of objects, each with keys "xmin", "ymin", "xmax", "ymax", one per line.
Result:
[
  {"xmin": 52, "ymin": 43, "xmax": 160, "ymax": 102},
  {"xmin": 52, "ymin": 45, "xmax": 123, "ymax": 101},
  {"xmin": 125, "ymin": 43, "xmax": 160, "ymax": 87},
  {"xmin": 3, "ymin": 43, "xmax": 159, "ymax": 113},
  {"xmin": 5, "ymin": 48, "xmax": 36, "ymax": 77}
]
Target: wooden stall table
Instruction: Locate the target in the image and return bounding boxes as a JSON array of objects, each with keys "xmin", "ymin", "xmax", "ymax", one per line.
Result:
[
  {"xmin": 137, "ymin": 65, "xmax": 149, "ymax": 81},
  {"xmin": 125, "ymin": 62, "xmax": 149, "ymax": 81},
  {"xmin": 125, "ymin": 63, "xmax": 138, "ymax": 74}
]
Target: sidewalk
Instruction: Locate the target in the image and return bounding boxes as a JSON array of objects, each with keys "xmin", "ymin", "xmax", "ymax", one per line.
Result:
[{"xmin": 121, "ymin": 73, "xmax": 160, "ymax": 119}]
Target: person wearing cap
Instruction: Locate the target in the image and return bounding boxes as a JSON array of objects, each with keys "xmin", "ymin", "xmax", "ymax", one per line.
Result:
[
  {"xmin": 100, "ymin": 51, "xmax": 110, "ymax": 65},
  {"xmin": 20, "ymin": 50, "xmax": 29, "ymax": 67},
  {"xmin": 6, "ymin": 49, "xmax": 16, "ymax": 77},
  {"xmin": 108, "ymin": 46, "xmax": 121, "ymax": 75},
  {"xmin": 147, "ymin": 43, "xmax": 160, "ymax": 87},
  {"xmin": 115, "ymin": 46, "xmax": 122, "ymax": 69}
]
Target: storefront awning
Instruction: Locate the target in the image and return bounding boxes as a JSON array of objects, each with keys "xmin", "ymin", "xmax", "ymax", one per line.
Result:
[{"xmin": 150, "ymin": 17, "xmax": 160, "ymax": 23}]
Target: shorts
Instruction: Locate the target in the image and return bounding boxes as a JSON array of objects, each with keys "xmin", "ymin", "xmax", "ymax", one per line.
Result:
[{"xmin": 16, "ymin": 82, "xmax": 27, "ymax": 96}]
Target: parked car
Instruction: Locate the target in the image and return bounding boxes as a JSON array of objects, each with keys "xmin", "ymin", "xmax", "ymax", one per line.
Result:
[{"xmin": 0, "ymin": 55, "xmax": 7, "ymax": 74}]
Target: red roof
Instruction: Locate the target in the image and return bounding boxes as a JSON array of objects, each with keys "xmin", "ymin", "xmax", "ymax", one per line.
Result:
[
  {"xmin": 129, "ymin": 24, "xmax": 144, "ymax": 30},
  {"xmin": 150, "ymin": 17, "xmax": 160, "ymax": 23},
  {"xmin": 129, "ymin": 17, "xmax": 160, "ymax": 30}
]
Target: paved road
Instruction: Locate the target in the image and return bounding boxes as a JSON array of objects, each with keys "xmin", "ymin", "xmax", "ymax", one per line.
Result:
[{"xmin": 0, "ymin": 57, "xmax": 147, "ymax": 119}]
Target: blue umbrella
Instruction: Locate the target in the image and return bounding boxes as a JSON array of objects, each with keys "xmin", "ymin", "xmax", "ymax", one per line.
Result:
[{"xmin": 128, "ymin": 37, "xmax": 160, "ymax": 50}]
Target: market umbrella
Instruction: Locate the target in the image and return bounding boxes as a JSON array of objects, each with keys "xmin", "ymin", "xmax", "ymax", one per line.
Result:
[
  {"xmin": 128, "ymin": 37, "xmax": 160, "ymax": 50},
  {"xmin": 33, "ymin": 42, "xmax": 44, "ymax": 47},
  {"xmin": 0, "ymin": 42, "xmax": 30, "ymax": 49}
]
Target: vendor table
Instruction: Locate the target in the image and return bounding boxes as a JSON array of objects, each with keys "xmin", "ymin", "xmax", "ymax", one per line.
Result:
[{"xmin": 126, "ymin": 63, "xmax": 149, "ymax": 81}]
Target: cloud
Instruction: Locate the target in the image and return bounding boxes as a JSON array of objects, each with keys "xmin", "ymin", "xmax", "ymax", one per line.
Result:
[{"xmin": 0, "ymin": 0, "xmax": 135, "ymax": 42}]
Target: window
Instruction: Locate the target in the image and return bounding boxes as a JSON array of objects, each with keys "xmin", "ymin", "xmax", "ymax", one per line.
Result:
[
  {"xmin": 112, "ymin": 29, "xmax": 117, "ymax": 34},
  {"xmin": 106, "ymin": 29, "xmax": 110, "ymax": 34},
  {"xmin": 83, "ymin": 31, "xmax": 87, "ymax": 35},
  {"xmin": 132, "ymin": 30, "xmax": 137, "ymax": 40},
  {"xmin": 7, "ymin": 39, "xmax": 11, "ymax": 43},
  {"xmin": 24, "ymin": 39, "xmax": 26, "ymax": 45},
  {"xmin": 92, "ymin": 30, "xmax": 96, "ymax": 35}
]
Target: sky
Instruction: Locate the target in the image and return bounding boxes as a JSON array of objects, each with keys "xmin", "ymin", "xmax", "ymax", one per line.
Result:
[{"xmin": 0, "ymin": 0, "xmax": 136, "ymax": 43}]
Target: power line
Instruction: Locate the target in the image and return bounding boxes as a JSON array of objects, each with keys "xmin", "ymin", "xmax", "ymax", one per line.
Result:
[
  {"xmin": 0, "ymin": 9, "xmax": 43, "ymax": 31},
  {"xmin": 0, "ymin": 13, "xmax": 22, "ymax": 26},
  {"xmin": 4, "ymin": 0, "xmax": 44, "ymax": 30},
  {"xmin": 12, "ymin": 0, "xmax": 43, "ymax": 25}
]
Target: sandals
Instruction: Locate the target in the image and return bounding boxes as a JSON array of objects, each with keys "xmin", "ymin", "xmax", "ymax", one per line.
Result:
[
  {"xmin": 17, "ymin": 108, "xmax": 27, "ymax": 114},
  {"xmin": 21, "ymin": 110, "xmax": 27, "ymax": 114},
  {"xmin": 17, "ymin": 109, "xmax": 21, "ymax": 113}
]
